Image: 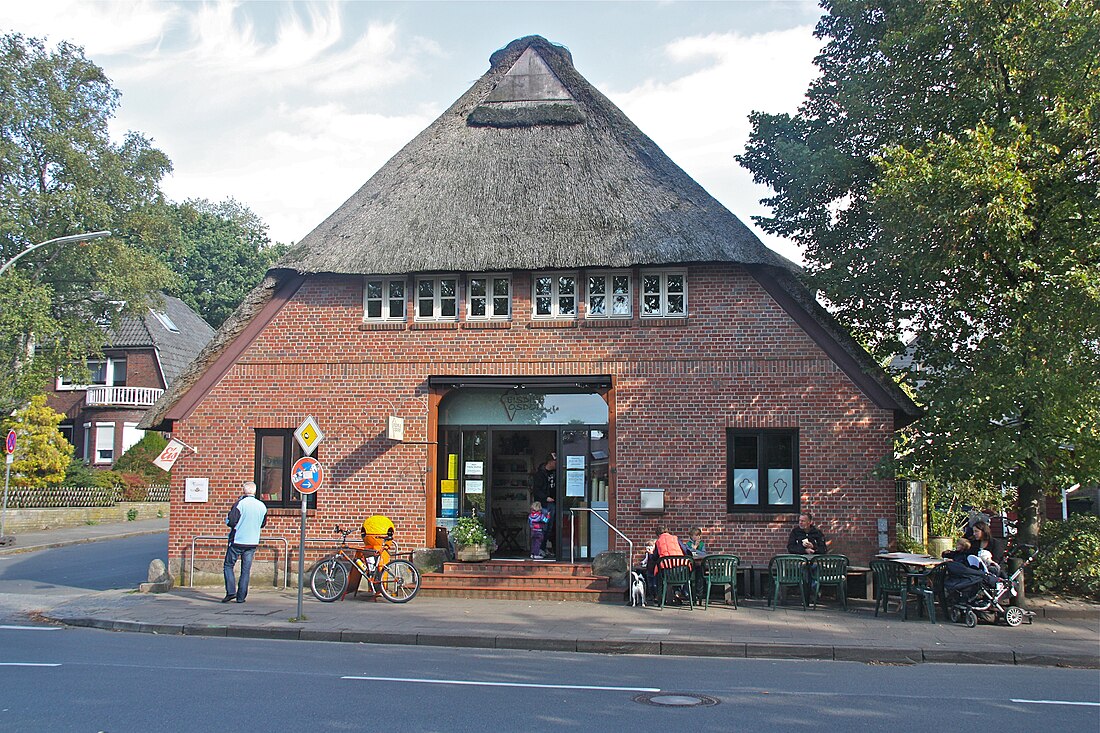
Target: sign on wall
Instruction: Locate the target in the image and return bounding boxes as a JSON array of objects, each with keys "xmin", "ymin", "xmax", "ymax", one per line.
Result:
[{"xmin": 184, "ymin": 477, "xmax": 209, "ymax": 503}]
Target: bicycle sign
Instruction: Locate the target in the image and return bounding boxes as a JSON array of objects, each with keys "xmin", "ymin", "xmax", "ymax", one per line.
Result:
[{"xmin": 290, "ymin": 456, "xmax": 324, "ymax": 495}]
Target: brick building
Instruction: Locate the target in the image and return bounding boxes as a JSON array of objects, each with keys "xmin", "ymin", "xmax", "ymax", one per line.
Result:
[
  {"xmin": 49, "ymin": 294, "xmax": 213, "ymax": 466},
  {"xmin": 142, "ymin": 36, "xmax": 919, "ymax": 582}
]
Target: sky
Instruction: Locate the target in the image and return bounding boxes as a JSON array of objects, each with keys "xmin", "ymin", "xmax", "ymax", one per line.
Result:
[{"xmin": 1, "ymin": 1, "xmax": 825, "ymax": 263}]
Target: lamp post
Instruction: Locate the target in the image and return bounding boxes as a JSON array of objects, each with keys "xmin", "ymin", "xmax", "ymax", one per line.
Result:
[{"xmin": 0, "ymin": 230, "xmax": 112, "ymax": 276}]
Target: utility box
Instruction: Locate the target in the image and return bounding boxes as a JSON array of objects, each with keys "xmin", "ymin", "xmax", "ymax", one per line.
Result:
[{"xmin": 640, "ymin": 487, "xmax": 665, "ymax": 513}]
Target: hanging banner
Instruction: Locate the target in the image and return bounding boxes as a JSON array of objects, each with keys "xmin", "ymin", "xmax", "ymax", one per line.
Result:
[{"xmin": 153, "ymin": 439, "xmax": 186, "ymax": 472}]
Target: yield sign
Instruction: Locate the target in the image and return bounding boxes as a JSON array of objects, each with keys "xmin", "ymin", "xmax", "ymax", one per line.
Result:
[
  {"xmin": 290, "ymin": 456, "xmax": 324, "ymax": 495},
  {"xmin": 294, "ymin": 416, "xmax": 323, "ymax": 455}
]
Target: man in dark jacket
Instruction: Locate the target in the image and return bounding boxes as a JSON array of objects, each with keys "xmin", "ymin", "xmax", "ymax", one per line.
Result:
[
  {"xmin": 531, "ymin": 453, "xmax": 556, "ymax": 555},
  {"xmin": 787, "ymin": 512, "xmax": 828, "ymax": 555}
]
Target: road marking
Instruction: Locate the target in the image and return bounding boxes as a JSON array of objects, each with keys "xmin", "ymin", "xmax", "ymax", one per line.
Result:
[
  {"xmin": 0, "ymin": 663, "xmax": 61, "ymax": 667},
  {"xmin": 1011, "ymin": 699, "xmax": 1100, "ymax": 707},
  {"xmin": 342, "ymin": 675, "xmax": 660, "ymax": 693},
  {"xmin": 0, "ymin": 625, "xmax": 62, "ymax": 631}
]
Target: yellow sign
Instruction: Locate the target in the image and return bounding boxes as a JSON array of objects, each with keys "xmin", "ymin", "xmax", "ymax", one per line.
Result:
[
  {"xmin": 441, "ymin": 480, "xmax": 456, "ymax": 494},
  {"xmin": 294, "ymin": 416, "xmax": 324, "ymax": 455},
  {"xmin": 447, "ymin": 453, "xmax": 458, "ymax": 480}
]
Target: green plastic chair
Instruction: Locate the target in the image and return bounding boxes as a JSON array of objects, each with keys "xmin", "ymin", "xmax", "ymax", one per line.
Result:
[
  {"xmin": 702, "ymin": 554, "xmax": 740, "ymax": 609},
  {"xmin": 871, "ymin": 559, "xmax": 916, "ymax": 617},
  {"xmin": 811, "ymin": 554, "xmax": 849, "ymax": 610},
  {"xmin": 768, "ymin": 554, "xmax": 809, "ymax": 609},
  {"xmin": 656, "ymin": 556, "xmax": 694, "ymax": 610},
  {"xmin": 902, "ymin": 567, "xmax": 937, "ymax": 623}
]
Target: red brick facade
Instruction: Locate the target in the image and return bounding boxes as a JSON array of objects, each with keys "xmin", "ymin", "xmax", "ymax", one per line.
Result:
[{"xmin": 167, "ymin": 263, "xmax": 897, "ymax": 570}]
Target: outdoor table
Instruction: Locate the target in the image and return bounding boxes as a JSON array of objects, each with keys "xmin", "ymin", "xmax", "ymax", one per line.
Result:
[{"xmin": 877, "ymin": 552, "xmax": 946, "ymax": 621}]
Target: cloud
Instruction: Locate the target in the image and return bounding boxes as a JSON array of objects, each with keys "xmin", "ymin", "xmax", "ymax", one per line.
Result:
[
  {"xmin": 607, "ymin": 28, "xmax": 821, "ymax": 262},
  {"xmin": 0, "ymin": 0, "xmax": 176, "ymax": 54}
]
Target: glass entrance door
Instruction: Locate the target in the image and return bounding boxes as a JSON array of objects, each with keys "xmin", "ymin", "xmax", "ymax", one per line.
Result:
[{"xmin": 559, "ymin": 428, "xmax": 610, "ymax": 561}]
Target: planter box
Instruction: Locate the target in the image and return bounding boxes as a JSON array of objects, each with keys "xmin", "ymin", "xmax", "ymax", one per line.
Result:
[{"xmin": 454, "ymin": 544, "xmax": 491, "ymax": 562}]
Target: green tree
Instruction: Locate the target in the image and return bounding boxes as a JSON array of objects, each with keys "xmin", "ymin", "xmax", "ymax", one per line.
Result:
[
  {"xmin": 165, "ymin": 198, "xmax": 287, "ymax": 328},
  {"xmin": 738, "ymin": 0, "xmax": 1100, "ymax": 548},
  {"xmin": 1, "ymin": 394, "xmax": 72, "ymax": 487},
  {"xmin": 113, "ymin": 430, "xmax": 170, "ymax": 486},
  {"xmin": 0, "ymin": 33, "xmax": 175, "ymax": 414}
]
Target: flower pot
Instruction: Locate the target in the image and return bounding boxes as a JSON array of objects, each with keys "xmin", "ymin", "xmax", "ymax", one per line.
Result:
[
  {"xmin": 454, "ymin": 543, "xmax": 491, "ymax": 562},
  {"xmin": 927, "ymin": 536, "xmax": 954, "ymax": 558}
]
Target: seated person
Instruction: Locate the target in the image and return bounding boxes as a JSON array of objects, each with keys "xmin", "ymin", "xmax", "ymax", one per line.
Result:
[
  {"xmin": 653, "ymin": 526, "xmax": 690, "ymax": 603},
  {"xmin": 684, "ymin": 527, "xmax": 706, "ymax": 556},
  {"xmin": 964, "ymin": 520, "xmax": 1005, "ymax": 565},
  {"xmin": 786, "ymin": 512, "xmax": 827, "ymax": 555},
  {"xmin": 639, "ymin": 541, "xmax": 658, "ymax": 599},
  {"xmin": 941, "ymin": 537, "xmax": 971, "ymax": 562}
]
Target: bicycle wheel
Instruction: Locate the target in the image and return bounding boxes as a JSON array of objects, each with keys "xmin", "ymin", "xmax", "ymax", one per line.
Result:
[
  {"xmin": 310, "ymin": 557, "xmax": 349, "ymax": 602},
  {"xmin": 377, "ymin": 559, "xmax": 420, "ymax": 603}
]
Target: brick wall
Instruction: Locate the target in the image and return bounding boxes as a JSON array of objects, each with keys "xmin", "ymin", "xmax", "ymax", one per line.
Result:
[{"xmin": 167, "ymin": 264, "xmax": 897, "ymax": 576}]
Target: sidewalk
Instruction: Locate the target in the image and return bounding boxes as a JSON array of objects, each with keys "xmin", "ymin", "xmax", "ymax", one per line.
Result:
[{"xmin": 5, "ymin": 521, "xmax": 1098, "ymax": 668}]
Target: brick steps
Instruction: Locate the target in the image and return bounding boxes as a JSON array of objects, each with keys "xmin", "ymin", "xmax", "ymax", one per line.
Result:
[{"xmin": 420, "ymin": 560, "xmax": 622, "ymax": 602}]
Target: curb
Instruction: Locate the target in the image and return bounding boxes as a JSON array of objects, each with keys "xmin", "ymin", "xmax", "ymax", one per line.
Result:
[
  {"xmin": 0, "ymin": 528, "xmax": 167, "ymax": 557},
  {"xmin": 54, "ymin": 616, "xmax": 1099, "ymax": 669}
]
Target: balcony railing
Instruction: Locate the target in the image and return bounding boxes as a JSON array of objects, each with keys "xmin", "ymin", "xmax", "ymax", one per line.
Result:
[{"xmin": 85, "ymin": 386, "xmax": 163, "ymax": 408}]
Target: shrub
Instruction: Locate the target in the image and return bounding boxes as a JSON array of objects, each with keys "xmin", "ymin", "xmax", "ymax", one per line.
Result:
[
  {"xmin": 126, "ymin": 508, "xmax": 138, "ymax": 521},
  {"xmin": 119, "ymin": 472, "xmax": 149, "ymax": 501},
  {"xmin": 449, "ymin": 516, "xmax": 493, "ymax": 547},
  {"xmin": 1031, "ymin": 514, "xmax": 1100, "ymax": 601},
  {"xmin": 63, "ymin": 460, "xmax": 101, "ymax": 487},
  {"xmin": 113, "ymin": 432, "xmax": 171, "ymax": 485},
  {"xmin": 895, "ymin": 526, "xmax": 925, "ymax": 553}
]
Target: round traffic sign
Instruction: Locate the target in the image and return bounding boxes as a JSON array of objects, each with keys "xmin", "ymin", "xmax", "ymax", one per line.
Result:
[
  {"xmin": 290, "ymin": 456, "xmax": 324, "ymax": 495},
  {"xmin": 5, "ymin": 430, "xmax": 15, "ymax": 455}
]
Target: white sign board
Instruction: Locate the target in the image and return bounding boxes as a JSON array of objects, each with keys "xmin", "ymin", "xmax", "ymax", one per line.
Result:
[
  {"xmin": 565, "ymin": 470, "xmax": 586, "ymax": 497},
  {"xmin": 464, "ymin": 461, "xmax": 483, "ymax": 476},
  {"xmin": 465, "ymin": 479, "xmax": 484, "ymax": 495},
  {"xmin": 184, "ymin": 477, "xmax": 209, "ymax": 503},
  {"xmin": 153, "ymin": 439, "xmax": 186, "ymax": 472},
  {"xmin": 387, "ymin": 415, "xmax": 404, "ymax": 441}
]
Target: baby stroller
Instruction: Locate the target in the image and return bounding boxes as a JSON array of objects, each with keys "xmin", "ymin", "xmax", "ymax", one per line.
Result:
[{"xmin": 943, "ymin": 547, "xmax": 1038, "ymax": 628}]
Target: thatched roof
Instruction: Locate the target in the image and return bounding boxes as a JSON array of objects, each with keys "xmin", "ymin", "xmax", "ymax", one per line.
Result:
[{"xmin": 276, "ymin": 35, "xmax": 794, "ymax": 276}]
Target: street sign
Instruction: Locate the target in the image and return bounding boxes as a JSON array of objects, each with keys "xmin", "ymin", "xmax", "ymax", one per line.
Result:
[
  {"xmin": 294, "ymin": 416, "xmax": 323, "ymax": 455},
  {"xmin": 5, "ymin": 430, "xmax": 15, "ymax": 455},
  {"xmin": 290, "ymin": 456, "xmax": 324, "ymax": 495}
]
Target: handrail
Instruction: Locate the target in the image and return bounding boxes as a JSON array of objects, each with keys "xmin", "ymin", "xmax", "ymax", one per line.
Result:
[
  {"xmin": 188, "ymin": 535, "xmax": 289, "ymax": 590},
  {"xmin": 569, "ymin": 507, "xmax": 633, "ymax": 570}
]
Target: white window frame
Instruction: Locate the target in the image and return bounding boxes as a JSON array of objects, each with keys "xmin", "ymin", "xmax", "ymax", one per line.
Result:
[
  {"xmin": 94, "ymin": 422, "xmax": 115, "ymax": 465},
  {"xmin": 532, "ymin": 272, "xmax": 579, "ymax": 320},
  {"xmin": 467, "ymin": 273, "xmax": 512, "ymax": 321},
  {"xmin": 57, "ymin": 357, "xmax": 124, "ymax": 391},
  {"xmin": 415, "ymin": 275, "xmax": 459, "ymax": 321},
  {"xmin": 82, "ymin": 422, "xmax": 92, "ymax": 463},
  {"xmin": 363, "ymin": 276, "xmax": 407, "ymax": 322},
  {"xmin": 640, "ymin": 269, "xmax": 687, "ymax": 318},
  {"xmin": 585, "ymin": 271, "xmax": 632, "ymax": 319}
]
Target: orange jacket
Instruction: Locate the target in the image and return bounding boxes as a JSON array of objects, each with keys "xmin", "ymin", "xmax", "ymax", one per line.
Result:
[{"xmin": 654, "ymin": 533, "xmax": 684, "ymax": 572}]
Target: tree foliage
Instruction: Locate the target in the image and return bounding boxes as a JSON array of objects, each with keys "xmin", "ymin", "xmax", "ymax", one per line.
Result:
[
  {"xmin": 113, "ymin": 430, "xmax": 170, "ymax": 486},
  {"xmin": 165, "ymin": 198, "xmax": 287, "ymax": 328},
  {"xmin": 739, "ymin": 0, "xmax": 1100, "ymax": 547},
  {"xmin": 1, "ymin": 394, "xmax": 72, "ymax": 488},
  {"xmin": 0, "ymin": 33, "xmax": 175, "ymax": 413}
]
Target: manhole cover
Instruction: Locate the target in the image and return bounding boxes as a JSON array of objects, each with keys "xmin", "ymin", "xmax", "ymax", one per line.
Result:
[{"xmin": 634, "ymin": 693, "xmax": 720, "ymax": 708}]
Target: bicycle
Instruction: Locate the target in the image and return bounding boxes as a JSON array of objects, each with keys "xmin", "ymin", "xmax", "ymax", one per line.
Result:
[{"xmin": 309, "ymin": 525, "xmax": 421, "ymax": 603}]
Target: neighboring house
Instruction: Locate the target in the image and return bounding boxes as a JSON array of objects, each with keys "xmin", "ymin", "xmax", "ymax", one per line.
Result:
[
  {"xmin": 142, "ymin": 36, "xmax": 920, "ymax": 580},
  {"xmin": 49, "ymin": 294, "xmax": 214, "ymax": 466}
]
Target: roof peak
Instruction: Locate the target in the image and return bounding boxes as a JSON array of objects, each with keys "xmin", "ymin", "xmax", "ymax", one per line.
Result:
[{"xmin": 489, "ymin": 35, "xmax": 573, "ymax": 69}]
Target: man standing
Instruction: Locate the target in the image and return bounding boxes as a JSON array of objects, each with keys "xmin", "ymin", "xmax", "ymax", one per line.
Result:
[
  {"xmin": 223, "ymin": 480, "xmax": 268, "ymax": 603},
  {"xmin": 787, "ymin": 511, "xmax": 828, "ymax": 555}
]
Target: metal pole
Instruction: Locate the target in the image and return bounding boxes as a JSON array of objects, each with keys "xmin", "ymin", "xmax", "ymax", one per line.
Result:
[
  {"xmin": 296, "ymin": 493, "xmax": 307, "ymax": 620},
  {"xmin": 0, "ymin": 457, "xmax": 11, "ymax": 540}
]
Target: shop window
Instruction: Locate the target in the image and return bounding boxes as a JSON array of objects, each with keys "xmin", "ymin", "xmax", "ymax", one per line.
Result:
[
  {"xmin": 468, "ymin": 274, "xmax": 511, "ymax": 320},
  {"xmin": 641, "ymin": 270, "xmax": 686, "ymax": 318},
  {"xmin": 533, "ymin": 273, "xmax": 577, "ymax": 319},
  {"xmin": 364, "ymin": 277, "xmax": 406, "ymax": 321},
  {"xmin": 416, "ymin": 276, "xmax": 458, "ymax": 320},
  {"xmin": 254, "ymin": 429, "xmax": 317, "ymax": 509},
  {"xmin": 727, "ymin": 430, "xmax": 798, "ymax": 512},
  {"xmin": 586, "ymin": 271, "xmax": 631, "ymax": 318}
]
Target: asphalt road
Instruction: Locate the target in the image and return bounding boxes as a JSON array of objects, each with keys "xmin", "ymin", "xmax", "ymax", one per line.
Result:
[
  {"xmin": 1, "ymin": 625, "xmax": 1097, "ymax": 732},
  {"xmin": 0, "ymin": 533, "xmax": 166, "ymax": 591}
]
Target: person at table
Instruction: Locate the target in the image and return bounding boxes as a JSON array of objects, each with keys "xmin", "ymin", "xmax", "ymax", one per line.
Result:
[
  {"xmin": 964, "ymin": 520, "xmax": 1004, "ymax": 564},
  {"xmin": 684, "ymin": 527, "xmax": 706, "ymax": 556},
  {"xmin": 653, "ymin": 526, "xmax": 690, "ymax": 604},
  {"xmin": 941, "ymin": 537, "xmax": 971, "ymax": 562},
  {"xmin": 787, "ymin": 512, "xmax": 828, "ymax": 555}
]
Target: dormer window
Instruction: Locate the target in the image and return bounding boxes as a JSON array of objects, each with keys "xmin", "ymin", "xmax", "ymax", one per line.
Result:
[
  {"xmin": 364, "ymin": 277, "xmax": 406, "ymax": 321},
  {"xmin": 468, "ymin": 274, "xmax": 511, "ymax": 320},
  {"xmin": 641, "ymin": 270, "xmax": 686, "ymax": 318},
  {"xmin": 586, "ymin": 271, "xmax": 631, "ymax": 318}
]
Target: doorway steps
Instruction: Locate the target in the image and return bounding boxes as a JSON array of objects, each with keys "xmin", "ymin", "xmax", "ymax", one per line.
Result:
[{"xmin": 419, "ymin": 560, "xmax": 622, "ymax": 602}]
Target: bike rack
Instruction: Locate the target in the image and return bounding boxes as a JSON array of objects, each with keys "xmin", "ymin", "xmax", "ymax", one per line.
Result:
[
  {"xmin": 569, "ymin": 507, "xmax": 633, "ymax": 570},
  {"xmin": 188, "ymin": 535, "xmax": 290, "ymax": 590}
]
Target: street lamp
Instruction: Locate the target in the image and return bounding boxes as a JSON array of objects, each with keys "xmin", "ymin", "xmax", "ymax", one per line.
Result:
[{"xmin": 0, "ymin": 230, "xmax": 112, "ymax": 276}]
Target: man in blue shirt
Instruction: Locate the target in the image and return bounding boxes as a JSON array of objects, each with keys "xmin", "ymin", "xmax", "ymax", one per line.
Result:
[{"xmin": 223, "ymin": 481, "xmax": 268, "ymax": 603}]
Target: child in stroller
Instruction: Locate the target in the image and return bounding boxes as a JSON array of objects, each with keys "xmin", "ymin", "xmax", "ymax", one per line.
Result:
[{"xmin": 943, "ymin": 547, "xmax": 1038, "ymax": 628}]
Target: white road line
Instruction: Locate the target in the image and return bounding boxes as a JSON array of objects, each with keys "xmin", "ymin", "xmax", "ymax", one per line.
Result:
[
  {"xmin": 0, "ymin": 663, "xmax": 61, "ymax": 667},
  {"xmin": 0, "ymin": 625, "xmax": 62, "ymax": 631},
  {"xmin": 1010, "ymin": 699, "xmax": 1100, "ymax": 707},
  {"xmin": 342, "ymin": 675, "xmax": 660, "ymax": 693}
]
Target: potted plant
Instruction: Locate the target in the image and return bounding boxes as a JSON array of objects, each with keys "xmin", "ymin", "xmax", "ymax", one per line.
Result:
[{"xmin": 449, "ymin": 515, "xmax": 494, "ymax": 562}]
